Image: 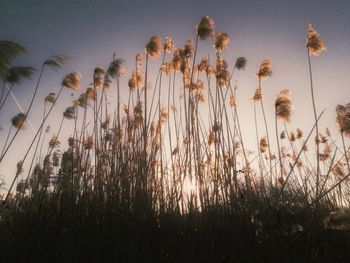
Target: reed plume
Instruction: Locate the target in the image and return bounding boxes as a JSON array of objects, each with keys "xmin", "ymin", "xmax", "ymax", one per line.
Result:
[
  {"xmin": 275, "ymin": 89, "xmax": 293, "ymax": 122},
  {"xmin": 336, "ymin": 104, "xmax": 350, "ymax": 138},
  {"xmin": 145, "ymin": 36, "xmax": 162, "ymax": 58},
  {"xmin": 306, "ymin": 24, "xmax": 326, "ymax": 56},
  {"xmin": 252, "ymin": 87, "xmax": 262, "ymax": 101},
  {"xmin": 0, "ymin": 40, "xmax": 26, "ymax": 79},
  {"xmin": 164, "ymin": 37, "xmax": 174, "ymax": 53},
  {"xmin": 257, "ymin": 59, "xmax": 272, "ymax": 80},
  {"xmin": 214, "ymin": 32, "xmax": 230, "ymax": 52},
  {"xmin": 235, "ymin": 57, "xmax": 247, "ymax": 71},
  {"xmin": 196, "ymin": 16, "xmax": 215, "ymax": 40},
  {"xmin": 11, "ymin": 113, "xmax": 26, "ymax": 129},
  {"xmin": 107, "ymin": 59, "xmax": 126, "ymax": 78},
  {"xmin": 62, "ymin": 72, "xmax": 81, "ymax": 90}
]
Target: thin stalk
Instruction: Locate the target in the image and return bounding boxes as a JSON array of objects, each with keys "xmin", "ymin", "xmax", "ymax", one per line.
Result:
[
  {"xmin": 307, "ymin": 50, "xmax": 320, "ymax": 203},
  {"xmin": 0, "ymin": 64, "xmax": 45, "ymax": 161},
  {"xmin": 0, "ymin": 82, "xmax": 14, "ymax": 113},
  {"xmin": 2, "ymin": 84, "xmax": 65, "ymax": 205},
  {"xmin": 259, "ymin": 78, "xmax": 273, "ymax": 177}
]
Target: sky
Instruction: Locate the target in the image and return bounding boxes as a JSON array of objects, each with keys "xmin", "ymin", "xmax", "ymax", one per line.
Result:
[{"xmin": 1, "ymin": 0, "xmax": 350, "ymax": 191}]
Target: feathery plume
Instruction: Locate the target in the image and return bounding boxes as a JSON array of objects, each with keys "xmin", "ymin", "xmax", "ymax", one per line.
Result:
[
  {"xmin": 108, "ymin": 58, "xmax": 126, "ymax": 78},
  {"xmin": 206, "ymin": 65, "xmax": 216, "ymax": 76},
  {"xmin": 336, "ymin": 103, "xmax": 350, "ymax": 137},
  {"xmin": 62, "ymin": 72, "xmax": 81, "ymax": 90},
  {"xmin": 216, "ymin": 57, "xmax": 230, "ymax": 86},
  {"xmin": 196, "ymin": 16, "xmax": 215, "ymax": 40},
  {"xmin": 181, "ymin": 39, "xmax": 194, "ymax": 58},
  {"xmin": 86, "ymin": 87, "xmax": 97, "ymax": 101},
  {"xmin": 5, "ymin": 66, "xmax": 36, "ymax": 84},
  {"xmin": 235, "ymin": 57, "xmax": 247, "ymax": 71},
  {"xmin": 128, "ymin": 69, "xmax": 144, "ymax": 90},
  {"xmin": 171, "ymin": 49, "xmax": 182, "ymax": 71},
  {"xmin": 260, "ymin": 137, "xmax": 268, "ymax": 153},
  {"xmin": 44, "ymin": 55, "xmax": 70, "ymax": 71},
  {"xmin": 332, "ymin": 163, "xmax": 345, "ymax": 179},
  {"xmin": 0, "ymin": 41, "xmax": 26, "ymax": 79},
  {"xmin": 164, "ymin": 37, "xmax": 174, "ymax": 53},
  {"xmin": 11, "ymin": 113, "xmax": 26, "ymax": 129},
  {"xmin": 160, "ymin": 62, "xmax": 173, "ymax": 75},
  {"xmin": 103, "ymin": 75, "xmax": 112, "ymax": 89},
  {"xmin": 296, "ymin": 128, "xmax": 303, "ymax": 139},
  {"xmin": 275, "ymin": 89, "xmax": 293, "ymax": 122},
  {"xmin": 75, "ymin": 93, "xmax": 87, "ymax": 108},
  {"xmin": 136, "ymin": 53, "xmax": 144, "ymax": 65},
  {"xmin": 145, "ymin": 36, "xmax": 162, "ymax": 58},
  {"xmin": 280, "ymin": 131, "xmax": 286, "ymax": 140},
  {"xmin": 252, "ymin": 87, "xmax": 263, "ymax": 101},
  {"xmin": 63, "ymin": 106, "xmax": 76, "ymax": 120},
  {"xmin": 49, "ymin": 135, "xmax": 60, "ymax": 149},
  {"xmin": 198, "ymin": 57, "xmax": 209, "ymax": 72},
  {"xmin": 214, "ymin": 32, "xmax": 230, "ymax": 52},
  {"xmin": 45, "ymin": 93, "xmax": 56, "ymax": 104},
  {"xmin": 306, "ymin": 24, "xmax": 326, "ymax": 56},
  {"xmin": 319, "ymin": 144, "xmax": 331, "ymax": 161},
  {"xmin": 290, "ymin": 131, "xmax": 296, "ymax": 142},
  {"xmin": 16, "ymin": 160, "xmax": 24, "ymax": 176},
  {"xmin": 93, "ymin": 67, "xmax": 106, "ymax": 88},
  {"xmin": 229, "ymin": 95, "xmax": 236, "ymax": 108},
  {"xmin": 257, "ymin": 59, "xmax": 272, "ymax": 80}
]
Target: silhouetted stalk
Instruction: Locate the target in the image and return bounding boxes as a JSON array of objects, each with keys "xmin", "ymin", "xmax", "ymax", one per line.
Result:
[
  {"xmin": 254, "ymin": 102, "xmax": 264, "ymax": 182},
  {"xmin": 0, "ymin": 82, "xmax": 5, "ymax": 104},
  {"xmin": 157, "ymin": 53, "xmax": 166, "ymax": 209},
  {"xmin": 307, "ymin": 50, "xmax": 320, "ymax": 205},
  {"xmin": 143, "ymin": 54, "xmax": 149, "ymax": 193},
  {"xmin": 2, "ymin": 83, "xmax": 65, "ymax": 205},
  {"xmin": 259, "ymin": 79, "xmax": 273, "ymax": 178},
  {"xmin": 279, "ymin": 110, "xmax": 325, "ymax": 202},
  {"xmin": 0, "ymin": 125, "xmax": 12, "ymax": 158},
  {"xmin": 188, "ymin": 34, "xmax": 199, "ymax": 136},
  {"xmin": 0, "ymin": 82, "xmax": 14, "ymax": 113},
  {"xmin": 35, "ymin": 115, "xmax": 65, "ymax": 202},
  {"xmin": 233, "ymin": 102, "xmax": 249, "ymax": 189},
  {"xmin": 319, "ymin": 149, "xmax": 337, "ymax": 196},
  {"xmin": 275, "ymin": 109, "xmax": 284, "ymax": 189},
  {"xmin": 20, "ymin": 102, "xmax": 49, "ymax": 201},
  {"xmin": 341, "ymin": 133, "xmax": 350, "ymax": 173},
  {"xmin": 218, "ymin": 84, "xmax": 235, "ymax": 195},
  {"xmin": 0, "ymin": 64, "xmax": 45, "ymax": 161}
]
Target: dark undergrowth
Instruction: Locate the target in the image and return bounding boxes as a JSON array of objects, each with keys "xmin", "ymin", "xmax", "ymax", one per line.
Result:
[{"xmin": 1, "ymin": 193, "xmax": 350, "ymax": 263}]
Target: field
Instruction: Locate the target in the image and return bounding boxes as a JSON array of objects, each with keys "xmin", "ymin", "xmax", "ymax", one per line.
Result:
[{"xmin": 1, "ymin": 17, "xmax": 350, "ymax": 262}]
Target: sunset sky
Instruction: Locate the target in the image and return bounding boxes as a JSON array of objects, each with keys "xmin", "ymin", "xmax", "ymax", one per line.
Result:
[{"xmin": 1, "ymin": 0, "xmax": 350, "ymax": 189}]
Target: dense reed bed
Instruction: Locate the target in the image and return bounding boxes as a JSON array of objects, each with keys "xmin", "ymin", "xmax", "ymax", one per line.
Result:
[{"xmin": 1, "ymin": 17, "xmax": 350, "ymax": 262}]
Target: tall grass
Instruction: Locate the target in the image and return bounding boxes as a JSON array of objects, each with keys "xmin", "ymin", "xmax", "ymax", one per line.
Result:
[{"xmin": 1, "ymin": 18, "xmax": 350, "ymax": 262}]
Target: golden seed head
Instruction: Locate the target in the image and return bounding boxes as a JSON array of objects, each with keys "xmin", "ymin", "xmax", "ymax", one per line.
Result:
[
  {"xmin": 214, "ymin": 32, "xmax": 230, "ymax": 52},
  {"xmin": 257, "ymin": 59, "xmax": 272, "ymax": 80},
  {"xmin": 336, "ymin": 103, "xmax": 350, "ymax": 137},
  {"xmin": 145, "ymin": 36, "xmax": 162, "ymax": 58},
  {"xmin": 62, "ymin": 72, "xmax": 81, "ymax": 90},
  {"xmin": 196, "ymin": 16, "xmax": 216, "ymax": 40},
  {"xmin": 275, "ymin": 89, "xmax": 293, "ymax": 122},
  {"xmin": 306, "ymin": 24, "xmax": 326, "ymax": 56}
]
